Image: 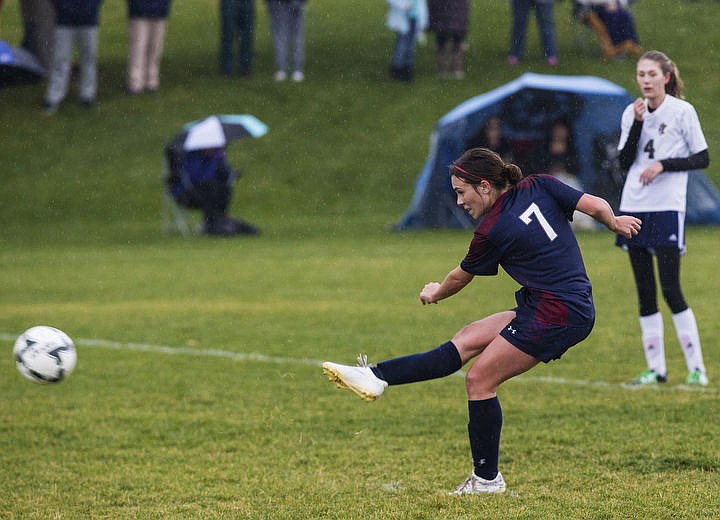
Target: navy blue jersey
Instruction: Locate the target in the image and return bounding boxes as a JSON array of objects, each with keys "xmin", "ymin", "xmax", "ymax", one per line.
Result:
[{"xmin": 460, "ymin": 174, "xmax": 593, "ymax": 324}]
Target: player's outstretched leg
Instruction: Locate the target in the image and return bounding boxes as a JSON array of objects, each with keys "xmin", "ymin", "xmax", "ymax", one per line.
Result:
[{"xmin": 322, "ymin": 343, "xmax": 463, "ymax": 401}]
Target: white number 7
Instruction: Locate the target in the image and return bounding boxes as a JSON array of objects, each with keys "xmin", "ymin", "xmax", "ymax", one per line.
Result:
[{"xmin": 519, "ymin": 203, "xmax": 557, "ymax": 241}]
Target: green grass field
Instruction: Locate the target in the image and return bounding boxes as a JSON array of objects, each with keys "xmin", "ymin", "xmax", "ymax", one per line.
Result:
[{"xmin": 1, "ymin": 1, "xmax": 719, "ymax": 518}]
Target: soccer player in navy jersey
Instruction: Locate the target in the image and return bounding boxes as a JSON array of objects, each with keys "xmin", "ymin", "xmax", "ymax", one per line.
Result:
[
  {"xmin": 616, "ymin": 50, "xmax": 710, "ymax": 387},
  {"xmin": 323, "ymin": 147, "xmax": 641, "ymax": 494}
]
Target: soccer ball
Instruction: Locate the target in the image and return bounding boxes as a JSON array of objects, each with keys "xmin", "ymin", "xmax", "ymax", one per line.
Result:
[{"xmin": 13, "ymin": 326, "xmax": 77, "ymax": 384}]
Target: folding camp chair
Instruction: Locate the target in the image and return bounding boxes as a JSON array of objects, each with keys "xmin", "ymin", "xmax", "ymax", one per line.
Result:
[
  {"xmin": 572, "ymin": 1, "xmax": 641, "ymax": 60},
  {"xmin": 162, "ymin": 114, "xmax": 268, "ymax": 236}
]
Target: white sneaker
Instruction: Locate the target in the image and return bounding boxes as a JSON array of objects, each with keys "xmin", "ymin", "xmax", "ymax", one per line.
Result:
[
  {"xmin": 291, "ymin": 70, "xmax": 304, "ymax": 82},
  {"xmin": 322, "ymin": 355, "xmax": 388, "ymax": 401},
  {"xmin": 274, "ymin": 70, "xmax": 287, "ymax": 82},
  {"xmin": 450, "ymin": 472, "xmax": 506, "ymax": 495}
]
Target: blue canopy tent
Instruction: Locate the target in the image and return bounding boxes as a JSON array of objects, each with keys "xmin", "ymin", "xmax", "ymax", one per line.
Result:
[{"xmin": 396, "ymin": 73, "xmax": 720, "ymax": 230}]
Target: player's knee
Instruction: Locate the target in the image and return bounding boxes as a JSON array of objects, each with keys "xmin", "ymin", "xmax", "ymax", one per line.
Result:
[{"xmin": 465, "ymin": 370, "xmax": 496, "ymax": 397}]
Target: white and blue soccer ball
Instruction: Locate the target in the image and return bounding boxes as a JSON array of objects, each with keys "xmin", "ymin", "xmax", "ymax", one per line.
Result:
[{"xmin": 13, "ymin": 326, "xmax": 77, "ymax": 384}]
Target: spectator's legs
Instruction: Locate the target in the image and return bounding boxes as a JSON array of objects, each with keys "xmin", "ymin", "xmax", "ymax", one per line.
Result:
[
  {"xmin": 435, "ymin": 32, "xmax": 452, "ymax": 77},
  {"xmin": 45, "ymin": 25, "xmax": 73, "ymax": 106},
  {"xmin": 509, "ymin": 0, "xmax": 531, "ymax": 60},
  {"xmin": 145, "ymin": 18, "xmax": 166, "ymax": 90},
  {"xmin": 287, "ymin": 1, "xmax": 305, "ymax": 74},
  {"xmin": 390, "ymin": 18, "xmax": 417, "ymax": 80},
  {"xmin": 220, "ymin": 0, "xmax": 237, "ymax": 75},
  {"xmin": 128, "ymin": 18, "xmax": 149, "ymax": 93},
  {"xmin": 237, "ymin": 0, "xmax": 255, "ymax": 75},
  {"xmin": 450, "ymin": 32, "xmax": 466, "ymax": 79},
  {"xmin": 534, "ymin": 0, "xmax": 557, "ymax": 60},
  {"xmin": 267, "ymin": 0, "xmax": 289, "ymax": 74},
  {"xmin": 76, "ymin": 26, "xmax": 98, "ymax": 103}
]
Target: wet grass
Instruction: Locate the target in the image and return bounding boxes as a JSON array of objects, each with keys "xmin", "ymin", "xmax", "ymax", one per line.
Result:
[{"xmin": 1, "ymin": 1, "xmax": 719, "ymax": 517}]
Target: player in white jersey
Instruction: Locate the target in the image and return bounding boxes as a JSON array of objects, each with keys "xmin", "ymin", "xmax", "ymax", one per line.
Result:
[{"xmin": 616, "ymin": 50, "xmax": 710, "ymax": 386}]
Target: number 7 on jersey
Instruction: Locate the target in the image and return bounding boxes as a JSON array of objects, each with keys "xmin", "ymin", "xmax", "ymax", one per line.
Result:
[{"xmin": 519, "ymin": 203, "xmax": 558, "ymax": 241}]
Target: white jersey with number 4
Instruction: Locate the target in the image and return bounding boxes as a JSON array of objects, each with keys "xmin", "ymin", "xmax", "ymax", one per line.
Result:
[{"xmin": 618, "ymin": 95, "xmax": 707, "ymax": 213}]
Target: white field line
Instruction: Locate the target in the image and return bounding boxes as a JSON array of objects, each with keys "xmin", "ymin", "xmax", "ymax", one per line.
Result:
[{"xmin": 3, "ymin": 333, "xmax": 715, "ymax": 394}]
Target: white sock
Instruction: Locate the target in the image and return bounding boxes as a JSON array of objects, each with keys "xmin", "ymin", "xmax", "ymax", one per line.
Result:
[
  {"xmin": 672, "ymin": 308, "xmax": 706, "ymax": 374},
  {"xmin": 639, "ymin": 312, "xmax": 666, "ymax": 376}
]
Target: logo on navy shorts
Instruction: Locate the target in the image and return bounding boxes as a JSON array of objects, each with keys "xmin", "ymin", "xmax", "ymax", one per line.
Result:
[{"xmin": 507, "ymin": 326, "xmax": 517, "ymax": 335}]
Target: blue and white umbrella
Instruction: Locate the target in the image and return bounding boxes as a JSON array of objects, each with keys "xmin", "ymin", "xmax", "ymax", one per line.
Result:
[{"xmin": 167, "ymin": 114, "xmax": 269, "ymax": 153}]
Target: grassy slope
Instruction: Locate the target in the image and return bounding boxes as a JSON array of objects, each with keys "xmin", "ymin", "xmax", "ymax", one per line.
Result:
[{"xmin": 1, "ymin": 1, "xmax": 718, "ymax": 244}]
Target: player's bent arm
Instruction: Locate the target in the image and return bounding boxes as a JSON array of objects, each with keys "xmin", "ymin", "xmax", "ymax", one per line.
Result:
[
  {"xmin": 420, "ymin": 266, "xmax": 474, "ymax": 304},
  {"xmin": 576, "ymin": 193, "xmax": 641, "ymax": 238}
]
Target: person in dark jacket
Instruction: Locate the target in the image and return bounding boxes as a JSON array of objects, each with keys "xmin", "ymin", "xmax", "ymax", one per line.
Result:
[
  {"xmin": 127, "ymin": 0, "xmax": 172, "ymax": 95},
  {"xmin": 427, "ymin": 0, "xmax": 468, "ymax": 79},
  {"xmin": 43, "ymin": 0, "xmax": 103, "ymax": 114}
]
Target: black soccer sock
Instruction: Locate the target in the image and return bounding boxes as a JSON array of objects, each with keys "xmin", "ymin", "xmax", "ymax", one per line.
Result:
[
  {"xmin": 371, "ymin": 341, "xmax": 462, "ymax": 385},
  {"xmin": 468, "ymin": 397, "xmax": 503, "ymax": 480}
]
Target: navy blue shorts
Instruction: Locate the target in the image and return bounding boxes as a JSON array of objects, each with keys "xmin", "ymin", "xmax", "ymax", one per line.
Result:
[
  {"xmin": 615, "ymin": 211, "xmax": 685, "ymax": 252},
  {"xmin": 499, "ymin": 288, "xmax": 595, "ymax": 363},
  {"xmin": 500, "ymin": 312, "xmax": 594, "ymax": 363}
]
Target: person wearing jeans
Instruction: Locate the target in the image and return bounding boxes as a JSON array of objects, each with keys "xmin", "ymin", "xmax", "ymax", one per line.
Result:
[
  {"xmin": 43, "ymin": 0, "xmax": 104, "ymax": 113},
  {"xmin": 386, "ymin": 0, "xmax": 428, "ymax": 82},
  {"xmin": 508, "ymin": 0, "xmax": 558, "ymax": 66},
  {"xmin": 265, "ymin": 0, "xmax": 306, "ymax": 82}
]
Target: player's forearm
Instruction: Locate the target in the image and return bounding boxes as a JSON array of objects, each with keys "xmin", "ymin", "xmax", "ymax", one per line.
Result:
[
  {"xmin": 435, "ymin": 267, "xmax": 473, "ymax": 301},
  {"xmin": 576, "ymin": 194, "xmax": 617, "ymax": 232}
]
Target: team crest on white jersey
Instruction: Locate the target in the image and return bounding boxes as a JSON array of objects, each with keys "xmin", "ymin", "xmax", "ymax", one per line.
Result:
[{"xmin": 658, "ymin": 123, "xmax": 667, "ymax": 135}]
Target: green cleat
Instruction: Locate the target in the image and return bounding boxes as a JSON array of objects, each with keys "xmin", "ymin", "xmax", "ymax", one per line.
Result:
[
  {"xmin": 685, "ymin": 369, "xmax": 709, "ymax": 386},
  {"xmin": 628, "ymin": 369, "xmax": 667, "ymax": 385}
]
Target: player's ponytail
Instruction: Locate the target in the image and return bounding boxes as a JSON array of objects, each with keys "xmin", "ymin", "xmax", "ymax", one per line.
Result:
[
  {"xmin": 502, "ymin": 163, "xmax": 523, "ymax": 187},
  {"xmin": 641, "ymin": 50, "xmax": 685, "ymax": 99},
  {"xmin": 451, "ymin": 147, "xmax": 523, "ymax": 189}
]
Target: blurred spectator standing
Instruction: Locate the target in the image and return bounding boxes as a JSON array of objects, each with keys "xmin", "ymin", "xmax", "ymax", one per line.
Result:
[
  {"xmin": 219, "ymin": 0, "xmax": 255, "ymax": 77},
  {"xmin": 507, "ymin": 0, "xmax": 558, "ymax": 66},
  {"xmin": 427, "ymin": 0, "xmax": 468, "ymax": 79},
  {"xmin": 127, "ymin": 0, "xmax": 172, "ymax": 95},
  {"xmin": 386, "ymin": 0, "xmax": 428, "ymax": 83},
  {"xmin": 43, "ymin": 0, "xmax": 104, "ymax": 114},
  {"xmin": 265, "ymin": 0, "xmax": 306, "ymax": 82}
]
